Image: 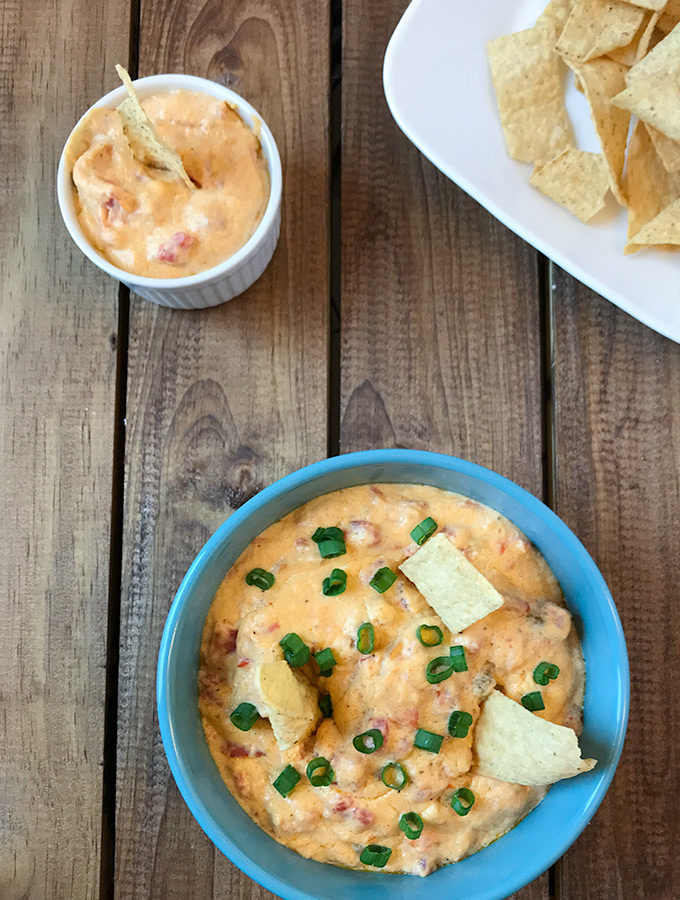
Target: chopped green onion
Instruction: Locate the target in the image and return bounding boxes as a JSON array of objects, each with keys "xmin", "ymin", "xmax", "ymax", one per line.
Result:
[
  {"xmin": 521, "ymin": 691, "xmax": 545, "ymax": 711},
  {"xmin": 353, "ymin": 728, "xmax": 384, "ymax": 754},
  {"xmin": 357, "ymin": 622, "xmax": 374, "ymax": 654},
  {"xmin": 273, "ymin": 765, "xmax": 300, "ymax": 798},
  {"xmin": 245, "ymin": 568, "xmax": 275, "ymax": 591},
  {"xmin": 410, "ymin": 516, "xmax": 438, "ymax": 545},
  {"xmin": 413, "ymin": 728, "xmax": 444, "ymax": 753},
  {"xmin": 417, "ymin": 624, "xmax": 443, "ymax": 647},
  {"xmin": 315, "ymin": 647, "xmax": 337, "ymax": 677},
  {"xmin": 449, "ymin": 645, "xmax": 468, "ymax": 672},
  {"xmin": 451, "ymin": 787, "xmax": 475, "ymax": 816},
  {"xmin": 448, "ymin": 710, "xmax": 473, "ymax": 738},
  {"xmin": 369, "ymin": 566, "xmax": 397, "ymax": 593},
  {"xmin": 306, "ymin": 756, "xmax": 334, "ymax": 787},
  {"xmin": 381, "ymin": 762, "xmax": 408, "ymax": 791},
  {"xmin": 229, "ymin": 702, "xmax": 259, "ymax": 732},
  {"xmin": 533, "ymin": 661, "xmax": 560, "ymax": 686},
  {"xmin": 322, "ymin": 567, "xmax": 347, "ymax": 596},
  {"xmin": 318, "ymin": 693, "xmax": 332, "ymax": 718},
  {"xmin": 279, "ymin": 632, "xmax": 310, "ymax": 668},
  {"xmin": 359, "ymin": 844, "xmax": 392, "ymax": 868},
  {"xmin": 312, "ymin": 526, "xmax": 346, "ymax": 559},
  {"xmin": 399, "ymin": 811, "xmax": 424, "ymax": 840},
  {"xmin": 426, "ymin": 656, "xmax": 455, "ymax": 684}
]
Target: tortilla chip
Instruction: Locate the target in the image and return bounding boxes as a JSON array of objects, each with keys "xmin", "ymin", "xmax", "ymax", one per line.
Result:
[
  {"xmin": 631, "ymin": 198, "xmax": 680, "ymax": 244},
  {"xmin": 487, "ymin": 26, "xmax": 574, "ymax": 164},
  {"xmin": 530, "ymin": 149, "xmax": 610, "ymax": 220},
  {"xmin": 620, "ymin": 0, "xmax": 666, "ymax": 9},
  {"xmin": 657, "ymin": 3, "xmax": 680, "ymax": 32},
  {"xmin": 536, "ymin": 0, "xmax": 575, "ymax": 36},
  {"xmin": 114, "ymin": 64, "xmax": 193, "ymax": 189},
  {"xmin": 565, "ymin": 58, "xmax": 629, "ymax": 204},
  {"xmin": 646, "ymin": 123, "xmax": 680, "ymax": 172},
  {"xmin": 625, "ymin": 122, "xmax": 680, "ymax": 251},
  {"xmin": 474, "ymin": 691, "xmax": 597, "ymax": 786},
  {"xmin": 253, "ymin": 659, "xmax": 320, "ymax": 751},
  {"xmin": 556, "ymin": 0, "xmax": 646, "ymax": 62},
  {"xmin": 399, "ymin": 533, "xmax": 504, "ymax": 635},
  {"xmin": 607, "ymin": 9, "xmax": 663, "ymax": 66},
  {"xmin": 612, "ymin": 25, "xmax": 680, "ymax": 141}
]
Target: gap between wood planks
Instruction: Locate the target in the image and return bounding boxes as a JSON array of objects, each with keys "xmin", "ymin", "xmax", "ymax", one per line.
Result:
[
  {"xmin": 96, "ymin": 2, "xmax": 559, "ymax": 898},
  {"xmin": 98, "ymin": 0, "xmax": 139, "ymax": 896}
]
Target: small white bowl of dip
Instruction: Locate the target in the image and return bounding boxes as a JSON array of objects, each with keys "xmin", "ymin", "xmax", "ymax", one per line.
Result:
[{"xmin": 57, "ymin": 73, "xmax": 282, "ymax": 309}]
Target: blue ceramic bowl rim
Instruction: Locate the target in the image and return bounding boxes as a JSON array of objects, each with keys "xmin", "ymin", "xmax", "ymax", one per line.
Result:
[{"xmin": 157, "ymin": 448, "xmax": 629, "ymax": 900}]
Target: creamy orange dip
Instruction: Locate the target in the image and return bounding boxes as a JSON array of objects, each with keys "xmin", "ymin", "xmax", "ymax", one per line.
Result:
[
  {"xmin": 66, "ymin": 90, "xmax": 269, "ymax": 277},
  {"xmin": 199, "ymin": 484, "xmax": 586, "ymax": 876}
]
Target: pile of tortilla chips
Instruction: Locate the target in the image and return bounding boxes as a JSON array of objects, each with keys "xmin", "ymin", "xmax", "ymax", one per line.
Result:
[{"xmin": 487, "ymin": 0, "xmax": 680, "ymax": 253}]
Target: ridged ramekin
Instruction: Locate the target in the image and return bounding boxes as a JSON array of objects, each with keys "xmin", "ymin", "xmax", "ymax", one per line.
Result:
[{"xmin": 57, "ymin": 74, "xmax": 282, "ymax": 309}]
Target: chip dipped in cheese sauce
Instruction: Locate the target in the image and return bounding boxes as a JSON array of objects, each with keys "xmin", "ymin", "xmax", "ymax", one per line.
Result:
[
  {"xmin": 65, "ymin": 88, "xmax": 270, "ymax": 278},
  {"xmin": 199, "ymin": 484, "xmax": 592, "ymax": 876}
]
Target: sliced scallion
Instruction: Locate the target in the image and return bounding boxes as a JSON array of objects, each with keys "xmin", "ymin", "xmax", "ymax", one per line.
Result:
[
  {"xmin": 417, "ymin": 624, "xmax": 443, "ymax": 647},
  {"xmin": 533, "ymin": 661, "xmax": 560, "ymax": 686},
  {"xmin": 369, "ymin": 566, "xmax": 397, "ymax": 593},
  {"xmin": 318, "ymin": 693, "xmax": 332, "ymax": 718},
  {"xmin": 399, "ymin": 811, "xmax": 424, "ymax": 840},
  {"xmin": 245, "ymin": 568, "xmax": 275, "ymax": 591},
  {"xmin": 381, "ymin": 762, "xmax": 408, "ymax": 791},
  {"xmin": 449, "ymin": 645, "xmax": 468, "ymax": 672},
  {"xmin": 273, "ymin": 765, "xmax": 300, "ymax": 798},
  {"xmin": 306, "ymin": 756, "xmax": 334, "ymax": 787},
  {"xmin": 279, "ymin": 632, "xmax": 310, "ymax": 668},
  {"xmin": 451, "ymin": 787, "xmax": 475, "ymax": 816},
  {"xmin": 312, "ymin": 526, "xmax": 346, "ymax": 559},
  {"xmin": 315, "ymin": 647, "xmax": 337, "ymax": 677},
  {"xmin": 353, "ymin": 728, "xmax": 384, "ymax": 754},
  {"xmin": 413, "ymin": 728, "xmax": 443, "ymax": 753},
  {"xmin": 322, "ymin": 567, "xmax": 347, "ymax": 596},
  {"xmin": 410, "ymin": 517, "xmax": 437, "ymax": 545},
  {"xmin": 229, "ymin": 702, "xmax": 259, "ymax": 732},
  {"xmin": 448, "ymin": 710, "xmax": 473, "ymax": 739},
  {"xmin": 521, "ymin": 691, "xmax": 545, "ymax": 711},
  {"xmin": 357, "ymin": 622, "xmax": 374, "ymax": 654},
  {"xmin": 359, "ymin": 844, "xmax": 392, "ymax": 868},
  {"xmin": 426, "ymin": 656, "xmax": 455, "ymax": 684}
]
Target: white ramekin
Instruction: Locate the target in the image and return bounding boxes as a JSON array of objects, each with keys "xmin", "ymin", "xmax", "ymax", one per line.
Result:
[{"xmin": 57, "ymin": 74, "xmax": 282, "ymax": 309}]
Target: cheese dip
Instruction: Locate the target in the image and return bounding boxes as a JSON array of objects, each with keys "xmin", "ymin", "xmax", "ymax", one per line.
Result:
[
  {"xmin": 199, "ymin": 484, "xmax": 586, "ymax": 876},
  {"xmin": 65, "ymin": 90, "xmax": 269, "ymax": 278}
]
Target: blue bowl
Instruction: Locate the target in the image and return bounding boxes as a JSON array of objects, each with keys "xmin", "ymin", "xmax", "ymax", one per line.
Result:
[{"xmin": 157, "ymin": 449, "xmax": 629, "ymax": 900}]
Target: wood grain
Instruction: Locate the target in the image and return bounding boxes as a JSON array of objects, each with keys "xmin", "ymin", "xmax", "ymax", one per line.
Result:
[
  {"xmin": 550, "ymin": 270, "xmax": 680, "ymax": 900},
  {"xmin": 340, "ymin": 2, "xmax": 547, "ymax": 897},
  {"xmin": 114, "ymin": 2, "xmax": 329, "ymax": 898},
  {"xmin": 0, "ymin": 0, "xmax": 129, "ymax": 897}
]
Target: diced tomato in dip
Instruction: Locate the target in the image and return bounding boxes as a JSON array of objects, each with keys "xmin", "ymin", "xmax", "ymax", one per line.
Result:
[
  {"xmin": 65, "ymin": 90, "xmax": 269, "ymax": 278},
  {"xmin": 198, "ymin": 484, "xmax": 586, "ymax": 876}
]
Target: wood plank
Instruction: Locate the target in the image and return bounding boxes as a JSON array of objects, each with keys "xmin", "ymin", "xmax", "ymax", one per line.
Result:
[
  {"xmin": 114, "ymin": 2, "xmax": 330, "ymax": 898},
  {"xmin": 0, "ymin": 0, "xmax": 129, "ymax": 897},
  {"xmin": 340, "ymin": 3, "xmax": 548, "ymax": 898},
  {"xmin": 550, "ymin": 271, "xmax": 680, "ymax": 900}
]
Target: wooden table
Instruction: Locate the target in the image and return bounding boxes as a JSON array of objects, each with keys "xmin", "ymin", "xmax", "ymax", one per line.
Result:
[{"xmin": 3, "ymin": 1, "xmax": 679, "ymax": 898}]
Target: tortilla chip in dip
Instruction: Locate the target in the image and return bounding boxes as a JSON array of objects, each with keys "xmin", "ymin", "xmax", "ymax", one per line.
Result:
[
  {"xmin": 612, "ymin": 25, "xmax": 680, "ymax": 142},
  {"xmin": 114, "ymin": 64, "xmax": 194, "ymax": 189},
  {"xmin": 564, "ymin": 57, "xmax": 629, "ymax": 204},
  {"xmin": 555, "ymin": 0, "xmax": 645, "ymax": 63},
  {"xmin": 487, "ymin": 25, "xmax": 574, "ymax": 164},
  {"xmin": 252, "ymin": 659, "xmax": 320, "ymax": 751},
  {"xmin": 530, "ymin": 149, "xmax": 610, "ymax": 221},
  {"xmin": 475, "ymin": 691, "xmax": 597, "ymax": 786},
  {"xmin": 399, "ymin": 533, "xmax": 504, "ymax": 635}
]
